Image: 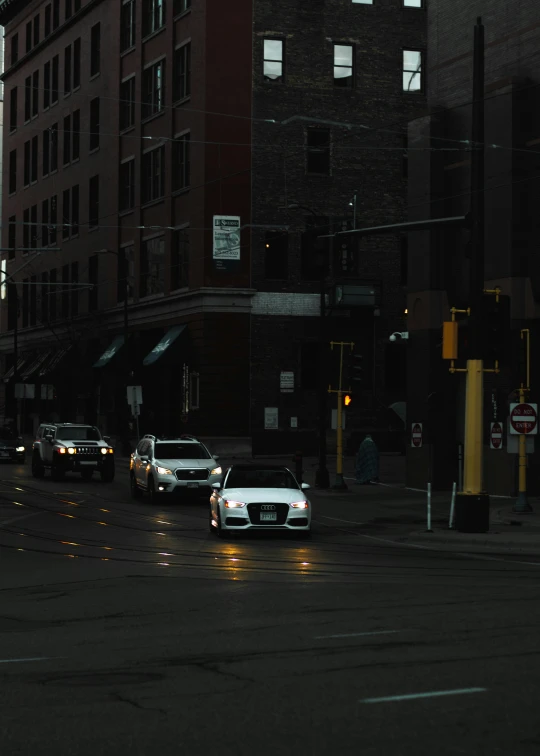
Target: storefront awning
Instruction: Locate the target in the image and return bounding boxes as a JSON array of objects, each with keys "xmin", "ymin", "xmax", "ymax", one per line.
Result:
[
  {"xmin": 38, "ymin": 347, "xmax": 72, "ymax": 378},
  {"xmin": 143, "ymin": 325, "xmax": 186, "ymax": 366},
  {"xmin": 20, "ymin": 350, "xmax": 54, "ymax": 381},
  {"xmin": 93, "ymin": 335, "xmax": 125, "ymax": 369},
  {"xmin": 2, "ymin": 356, "xmax": 29, "ymax": 383}
]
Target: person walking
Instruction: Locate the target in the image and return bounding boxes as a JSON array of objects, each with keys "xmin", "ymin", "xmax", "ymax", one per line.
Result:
[{"xmin": 355, "ymin": 434, "xmax": 379, "ymax": 484}]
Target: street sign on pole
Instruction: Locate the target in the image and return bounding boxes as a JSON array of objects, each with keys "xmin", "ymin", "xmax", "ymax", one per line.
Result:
[
  {"xmin": 489, "ymin": 421, "xmax": 503, "ymax": 449},
  {"xmin": 411, "ymin": 423, "xmax": 423, "ymax": 448},
  {"xmin": 506, "ymin": 419, "xmax": 534, "ymax": 454},
  {"xmin": 280, "ymin": 371, "xmax": 294, "ymax": 393},
  {"xmin": 509, "ymin": 403, "xmax": 538, "ymax": 435},
  {"xmin": 127, "ymin": 386, "xmax": 143, "ymax": 405}
]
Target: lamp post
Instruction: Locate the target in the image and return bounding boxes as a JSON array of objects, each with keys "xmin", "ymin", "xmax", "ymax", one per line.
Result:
[{"xmin": 287, "ymin": 204, "xmax": 330, "ymax": 488}]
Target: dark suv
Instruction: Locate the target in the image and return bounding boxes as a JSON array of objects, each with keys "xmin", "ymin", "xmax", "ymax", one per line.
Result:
[
  {"xmin": 32, "ymin": 423, "xmax": 115, "ymax": 482},
  {"xmin": 0, "ymin": 428, "xmax": 26, "ymax": 463}
]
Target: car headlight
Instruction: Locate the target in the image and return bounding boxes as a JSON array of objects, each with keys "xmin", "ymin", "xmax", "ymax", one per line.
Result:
[
  {"xmin": 16, "ymin": 446, "xmax": 25, "ymax": 452},
  {"xmin": 156, "ymin": 466, "xmax": 173, "ymax": 475},
  {"xmin": 224, "ymin": 500, "xmax": 246, "ymax": 508},
  {"xmin": 58, "ymin": 447, "xmax": 66, "ymax": 454},
  {"xmin": 100, "ymin": 448, "xmax": 108, "ymax": 455},
  {"xmin": 210, "ymin": 466, "xmax": 222, "ymax": 475},
  {"xmin": 67, "ymin": 447, "xmax": 76, "ymax": 455},
  {"xmin": 290, "ymin": 500, "xmax": 308, "ymax": 509}
]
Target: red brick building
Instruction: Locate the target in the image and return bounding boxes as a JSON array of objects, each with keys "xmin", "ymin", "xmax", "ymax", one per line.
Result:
[{"xmin": 0, "ymin": 0, "xmax": 425, "ymax": 452}]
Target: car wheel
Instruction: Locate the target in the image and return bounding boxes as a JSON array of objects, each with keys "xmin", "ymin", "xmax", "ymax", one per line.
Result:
[
  {"xmin": 148, "ymin": 477, "xmax": 160, "ymax": 505},
  {"xmin": 81, "ymin": 469, "xmax": 93, "ymax": 480},
  {"xmin": 51, "ymin": 464, "xmax": 65, "ymax": 482},
  {"xmin": 31, "ymin": 453, "xmax": 45, "ymax": 478},
  {"xmin": 130, "ymin": 474, "xmax": 143, "ymax": 499}
]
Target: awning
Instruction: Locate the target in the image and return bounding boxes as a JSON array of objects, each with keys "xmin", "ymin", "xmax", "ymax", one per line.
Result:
[
  {"xmin": 20, "ymin": 350, "xmax": 54, "ymax": 381},
  {"xmin": 143, "ymin": 325, "xmax": 186, "ymax": 366},
  {"xmin": 389, "ymin": 401, "xmax": 406, "ymax": 426},
  {"xmin": 2, "ymin": 357, "xmax": 29, "ymax": 383},
  {"xmin": 93, "ymin": 335, "xmax": 125, "ymax": 369},
  {"xmin": 38, "ymin": 347, "xmax": 72, "ymax": 378}
]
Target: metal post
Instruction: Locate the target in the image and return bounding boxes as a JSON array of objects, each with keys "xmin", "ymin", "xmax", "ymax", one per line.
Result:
[
  {"xmin": 316, "ymin": 259, "xmax": 329, "ymax": 489},
  {"xmin": 514, "ymin": 329, "xmax": 532, "ymax": 513},
  {"xmin": 449, "ymin": 481, "xmax": 457, "ymax": 529},
  {"xmin": 426, "ymin": 482, "xmax": 433, "ymax": 532},
  {"xmin": 333, "ymin": 342, "xmax": 348, "ymax": 490}
]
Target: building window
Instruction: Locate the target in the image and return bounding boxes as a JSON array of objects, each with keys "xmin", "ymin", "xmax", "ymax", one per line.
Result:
[
  {"xmin": 44, "ymin": 5, "xmax": 52, "ymax": 36},
  {"xmin": 306, "ymin": 128, "xmax": 331, "ymax": 174},
  {"xmin": 88, "ymin": 175, "xmax": 99, "ymax": 228},
  {"xmin": 71, "ymin": 262, "xmax": 79, "ymax": 317},
  {"xmin": 143, "ymin": 0, "xmax": 165, "ymax": 37},
  {"xmin": 171, "ymin": 229, "xmax": 189, "ymax": 289},
  {"xmin": 24, "ymin": 141, "xmax": 30, "ymax": 186},
  {"xmin": 301, "ymin": 217, "xmax": 329, "ymax": 280},
  {"xmin": 24, "ymin": 77, "xmax": 31, "ymax": 121},
  {"xmin": 64, "ymin": 45, "xmax": 72, "ymax": 94},
  {"xmin": 41, "ymin": 272, "xmax": 49, "ymax": 323},
  {"xmin": 403, "ymin": 0, "xmax": 423, "ymax": 6},
  {"xmin": 10, "ymin": 87, "xmax": 17, "ymax": 131},
  {"xmin": 26, "ymin": 22, "xmax": 32, "ymax": 53},
  {"xmin": 88, "ymin": 255, "xmax": 98, "ymax": 312},
  {"xmin": 117, "ymin": 245, "xmax": 134, "ymax": 302},
  {"xmin": 10, "ymin": 33, "xmax": 19, "ymax": 65},
  {"xmin": 44, "ymin": 61, "xmax": 51, "ymax": 108},
  {"xmin": 142, "ymin": 146, "xmax": 165, "ymax": 203},
  {"xmin": 120, "ymin": 77, "xmax": 136, "ymax": 130},
  {"xmin": 30, "ymin": 205, "xmax": 38, "ymax": 249},
  {"xmin": 62, "ymin": 190, "xmax": 70, "ymax": 240},
  {"xmin": 72, "ymin": 109, "xmax": 80, "ymax": 160},
  {"xmin": 403, "ymin": 49, "xmax": 423, "ymax": 92},
  {"xmin": 53, "ymin": 0, "xmax": 60, "ymax": 29},
  {"xmin": 22, "ymin": 278, "xmax": 29, "ymax": 327},
  {"xmin": 174, "ymin": 0, "xmax": 191, "ymax": 14},
  {"xmin": 52, "ymin": 55, "xmax": 59, "ymax": 103},
  {"xmin": 140, "ymin": 236, "xmax": 165, "ymax": 297},
  {"xmin": 9, "ymin": 150, "xmax": 17, "ymax": 195},
  {"xmin": 173, "ymin": 43, "xmax": 191, "ymax": 101},
  {"xmin": 9, "ymin": 217, "xmax": 17, "ymax": 260},
  {"xmin": 31, "ymin": 136, "xmax": 38, "ymax": 183},
  {"xmin": 172, "ymin": 134, "xmax": 190, "ymax": 191},
  {"xmin": 72, "ymin": 185, "xmax": 79, "ymax": 236},
  {"xmin": 61, "ymin": 264, "xmax": 69, "ymax": 319},
  {"xmin": 33, "ymin": 14, "xmax": 40, "ymax": 47},
  {"xmin": 50, "ymin": 195, "xmax": 58, "ymax": 244},
  {"xmin": 90, "ymin": 23, "xmax": 101, "ymax": 77},
  {"xmin": 263, "ymin": 39, "xmax": 284, "ymax": 82},
  {"xmin": 43, "ymin": 129, "xmax": 50, "ymax": 176},
  {"xmin": 32, "ymin": 70, "xmax": 39, "ymax": 117},
  {"xmin": 264, "ymin": 231, "xmax": 289, "ymax": 280},
  {"xmin": 334, "ymin": 44, "xmax": 354, "ymax": 87},
  {"xmin": 23, "ymin": 209, "xmax": 30, "ymax": 250},
  {"xmin": 65, "ymin": 0, "xmax": 73, "ymax": 19},
  {"xmin": 50, "ymin": 124, "xmax": 59, "ymax": 172},
  {"xmin": 63, "ymin": 114, "xmax": 71, "ymax": 164},
  {"xmin": 49, "ymin": 268, "xmax": 57, "ymax": 320},
  {"xmin": 42, "ymin": 199, "xmax": 50, "ymax": 247},
  {"xmin": 142, "ymin": 60, "xmax": 165, "ymax": 119},
  {"xmin": 89, "ymin": 97, "xmax": 100, "ymax": 150},
  {"xmin": 119, "ymin": 158, "xmax": 135, "ymax": 211},
  {"xmin": 121, "ymin": 0, "xmax": 136, "ymax": 51},
  {"xmin": 62, "ymin": 186, "xmax": 79, "ymax": 239},
  {"xmin": 73, "ymin": 38, "xmax": 81, "ymax": 88}
]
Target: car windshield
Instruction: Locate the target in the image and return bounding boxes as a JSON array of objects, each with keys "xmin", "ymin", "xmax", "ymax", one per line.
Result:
[
  {"xmin": 56, "ymin": 427, "xmax": 102, "ymax": 441},
  {"xmin": 155, "ymin": 443, "xmax": 210, "ymax": 460},
  {"xmin": 226, "ymin": 468, "xmax": 299, "ymax": 489}
]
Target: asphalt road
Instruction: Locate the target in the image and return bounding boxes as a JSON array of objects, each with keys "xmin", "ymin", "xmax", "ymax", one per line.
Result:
[{"xmin": 1, "ymin": 460, "xmax": 540, "ymax": 756}]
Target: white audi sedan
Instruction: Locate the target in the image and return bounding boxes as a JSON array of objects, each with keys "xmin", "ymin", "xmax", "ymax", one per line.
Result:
[{"xmin": 209, "ymin": 465, "xmax": 312, "ymax": 537}]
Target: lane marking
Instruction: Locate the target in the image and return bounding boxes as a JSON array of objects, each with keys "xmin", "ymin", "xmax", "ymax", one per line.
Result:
[
  {"xmin": 0, "ymin": 511, "xmax": 43, "ymax": 527},
  {"xmin": 316, "ymin": 630, "xmax": 403, "ymax": 640},
  {"xmin": 361, "ymin": 687, "xmax": 487, "ymax": 704},
  {"xmin": 315, "ymin": 515, "xmax": 367, "ymax": 526},
  {"xmin": 0, "ymin": 657, "xmax": 57, "ymax": 664}
]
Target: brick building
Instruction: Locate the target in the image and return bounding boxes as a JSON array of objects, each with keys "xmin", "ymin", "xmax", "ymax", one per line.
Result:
[
  {"xmin": 0, "ymin": 0, "xmax": 425, "ymax": 452},
  {"xmin": 406, "ymin": 0, "xmax": 540, "ymax": 494}
]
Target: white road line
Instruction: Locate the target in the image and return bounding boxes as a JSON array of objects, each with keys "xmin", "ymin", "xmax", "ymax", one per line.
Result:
[
  {"xmin": 315, "ymin": 515, "xmax": 367, "ymax": 526},
  {"xmin": 316, "ymin": 630, "xmax": 403, "ymax": 640},
  {"xmin": 361, "ymin": 687, "xmax": 487, "ymax": 704},
  {"xmin": 0, "ymin": 657, "xmax": 56, "ymax": 664}
]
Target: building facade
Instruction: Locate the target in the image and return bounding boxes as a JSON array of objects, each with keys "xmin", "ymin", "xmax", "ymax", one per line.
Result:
[
  {"xmin": 0, "ymin": 0, "xmax": 425, "ymax": 452},
  {"xmin": 407, "ymin": 0, "xmax": 540, "ymax": 494}
]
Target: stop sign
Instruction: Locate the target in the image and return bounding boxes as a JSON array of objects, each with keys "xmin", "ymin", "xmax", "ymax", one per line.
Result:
[
  {"xmin": 510, "ymin": 403, "xmax": 538, "ymax": 435},
  {"xmin": 490, "ymin": 421, "xmax": 503, "ymax": 449},
  {"xmin": 411, "ymin": 423, "xmax": 423, "ymax": 448}
]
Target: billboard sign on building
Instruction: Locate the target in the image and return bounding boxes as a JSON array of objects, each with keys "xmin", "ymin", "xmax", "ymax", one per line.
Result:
[{"xmin": 213, "ymin": 216, "xmax": 241, "ymax": 271}]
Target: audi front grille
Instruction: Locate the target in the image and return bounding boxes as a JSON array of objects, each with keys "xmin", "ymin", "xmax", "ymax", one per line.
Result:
[{"xmin": 247, "ymin": 503, "xmax": 289, "ymax": 525}]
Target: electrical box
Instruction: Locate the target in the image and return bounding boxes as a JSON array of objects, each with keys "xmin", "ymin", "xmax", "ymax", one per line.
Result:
[{"xmin": 442, "ymin": 321, "xmax": 458, "ymax": 360}]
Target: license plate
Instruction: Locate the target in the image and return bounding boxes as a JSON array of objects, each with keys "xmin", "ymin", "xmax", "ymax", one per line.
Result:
[
  {"xmin": 261, "ymin": 512, "xmax": 277, "ymax": 522},
  {"xmin": 187, "ymin": 482, "xmax": 199, "ymax": 489}
]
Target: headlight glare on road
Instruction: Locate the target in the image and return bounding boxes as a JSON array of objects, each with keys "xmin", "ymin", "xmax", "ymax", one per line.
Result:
[
  {"xmin": 210, "ymin": 466, "xmax": 222, "ymax": 475},
  {"xmin": 100, "ymin": 448, "xmax": 108, "ymax": 455},
  {"xmin": 224, "ymin": 500, "xmax": 246, "ymax": 508},
  {"xmin": 290, "ymin": 500, "xmax": 308, "ymax": 509},
  {"xmin": 67, "ymin": 447, "xmax": 76, "ymax": 455},
  {"xmin": 16, "ymin": 446, "xmax": 25, "ymax": 452},
  {"xmin": 156, "ymin": 466, "xmax": 173, "ymax": 475}
]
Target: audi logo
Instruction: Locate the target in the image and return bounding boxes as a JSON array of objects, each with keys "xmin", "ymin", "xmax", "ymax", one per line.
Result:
[{"xmin": 260, "ymin": 505, "xmax": 276, "ymax": 511}]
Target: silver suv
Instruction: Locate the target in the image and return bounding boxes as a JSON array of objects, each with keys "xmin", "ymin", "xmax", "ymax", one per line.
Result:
[
  {"xmin": 130, "ymin": 435, "xmax": 222, "ymax": 503},
  {"xmin": 32, "ymin": 423, "xmax": 115, "ymax": 482}
]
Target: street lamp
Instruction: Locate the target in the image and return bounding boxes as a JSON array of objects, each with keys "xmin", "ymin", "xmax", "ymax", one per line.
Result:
[{"xmin": 286, "ymin": 203, "xmax": 330, "ymax": 489}]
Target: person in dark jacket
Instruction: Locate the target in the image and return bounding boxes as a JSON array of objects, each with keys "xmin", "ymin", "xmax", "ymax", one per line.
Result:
[{"xmin": 355, "ymin": 434, "xmax": 379, "ymax": 484}]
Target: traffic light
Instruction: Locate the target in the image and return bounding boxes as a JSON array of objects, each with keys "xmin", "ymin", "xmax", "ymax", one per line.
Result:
[
  {"xmin": 479, "ymin": 294, "xmax": 510, "ymax": 363},
  {"xmin": 344, "ymin": 394, "xmax": 352, "ymax": 407},
  {"xmin": 346, "ymin": 351, "xmax": 365, "ymax": 387}
]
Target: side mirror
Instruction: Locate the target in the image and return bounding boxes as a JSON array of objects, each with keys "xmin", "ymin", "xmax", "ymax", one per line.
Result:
[
  {"xmin": 103, "ymin": 435, "xmax": 111, "ymax": 444},
  {"xmin": 301, "ymin": 482, "xmax": 311, "ymax": 490},
  {"xmin": 213, "ymin": 455, "xmax": 220, "ymax": 461},
  {"xmin": 45, "ymin": 434, "xmax": 53, "ymax": 442},
  {"xmin": 212, "ymin": 483, "xmax": 222, "ymax": 490}
]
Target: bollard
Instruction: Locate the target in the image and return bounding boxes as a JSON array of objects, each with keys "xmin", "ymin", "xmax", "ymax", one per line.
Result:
[
  {"xmin": 426, "ymin": 482, "xmax": 433, "ymax": 532},
  {"xmin": 294, "ymin": 451, "xmax": 303, "ymax": 484},
  {"xmin": 449, "ymin": 481, "xmax": 457, "ymax": 529}
]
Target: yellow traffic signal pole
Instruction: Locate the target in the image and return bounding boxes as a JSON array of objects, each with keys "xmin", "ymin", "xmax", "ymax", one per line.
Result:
[
  {"xmin": 329, "ymin": 341, "xmax": 354, "ymax": 491},
  {"xmin": 514, "ymin": 329, "xmax": 532, "ymax": 513}
]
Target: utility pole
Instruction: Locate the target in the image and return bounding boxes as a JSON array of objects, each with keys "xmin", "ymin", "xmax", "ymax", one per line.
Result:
[
  {"xmin": 329, "ymin": 341, "xmax": 354, "ymax": 491},
  {"xmin": 454, "ymin": 18, "xmax": 490, "ymax": 532},
  {"xmin": 513, "ymin": 329, "xmax": 533, "ymax": 513}
]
